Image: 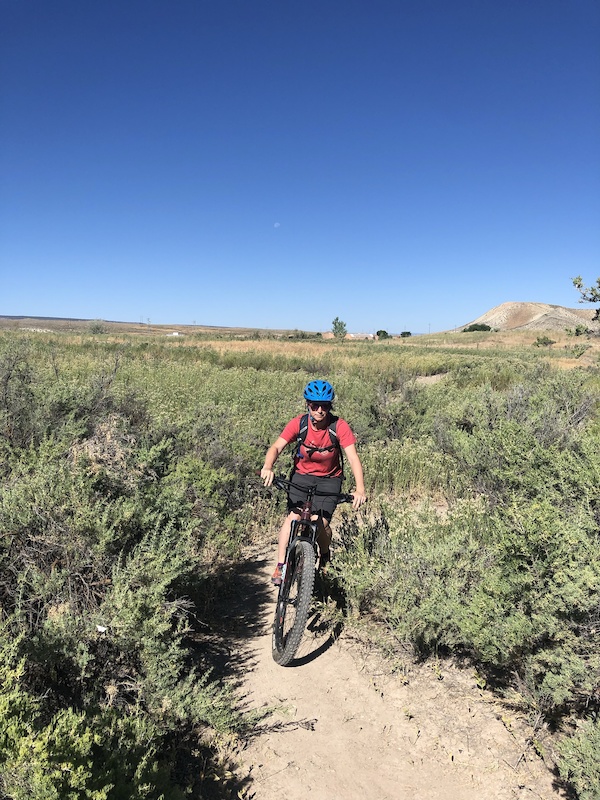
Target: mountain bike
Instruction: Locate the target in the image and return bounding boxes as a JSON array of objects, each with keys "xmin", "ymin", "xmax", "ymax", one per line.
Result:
[{"xmin": 269, "ymin": 476, "xmax": 354, "ymax": 666}]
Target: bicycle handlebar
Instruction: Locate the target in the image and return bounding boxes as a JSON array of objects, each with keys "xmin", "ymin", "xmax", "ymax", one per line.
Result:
[{"xmin": 270, "ymin": 475, "xmax": 355, "ymax": 504}]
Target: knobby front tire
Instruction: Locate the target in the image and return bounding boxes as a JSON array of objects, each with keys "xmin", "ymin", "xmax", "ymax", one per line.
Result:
[{"xmin": 272, "ymin": 539, "xmax": 316, "ymax": 666}]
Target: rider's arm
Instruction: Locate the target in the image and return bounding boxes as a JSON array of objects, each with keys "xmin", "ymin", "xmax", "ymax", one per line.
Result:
[
  {"xmin": 343, "ymin": 443, "xmax": 367, "ymax": 510},
  {"xmin": 261, "ymin": 437, "xmax": 289, "ymax": 486}
]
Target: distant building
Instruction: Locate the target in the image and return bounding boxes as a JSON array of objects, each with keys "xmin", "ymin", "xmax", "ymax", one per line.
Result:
[{"xmin": 320, "ymin": 331, "xmax": 374, "ymax": 340}]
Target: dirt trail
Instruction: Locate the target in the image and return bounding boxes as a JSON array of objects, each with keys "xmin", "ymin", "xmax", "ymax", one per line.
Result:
[{"xmin": 223, "ymin": 549, "xmax": 563, "ymax": 800}]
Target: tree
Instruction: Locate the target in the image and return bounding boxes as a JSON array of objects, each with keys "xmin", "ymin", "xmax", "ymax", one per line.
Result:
[
  {"xmin": 573, "ymin": 276, "xmax": 600, "ymax": 320},
  {"xmin": 376, "ymin": 330, "xmax": 390, "ymax": 339},
  {"xmin": 331, "ymin": 317, "xmax": 347, "ymax": 340}
]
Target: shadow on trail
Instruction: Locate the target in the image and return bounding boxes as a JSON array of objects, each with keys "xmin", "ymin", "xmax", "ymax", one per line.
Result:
[
  {"xmin": 279, "ymin": 572, "xmax": 348, "ymax": 667},
  {"xmin": 289, "ymin": 614, "xmax": 344, "ymax": 667},
  {"xmin": 189, "ymin": 552, "xmax": 275, "ymax": 684},
  {"xmin": 192, "ymin": 551, "xmax": 349, "ymax": 680}
]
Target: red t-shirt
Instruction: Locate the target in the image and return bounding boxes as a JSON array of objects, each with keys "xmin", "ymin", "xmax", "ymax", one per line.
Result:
[{"xmin": 280, "ymin": 414, "xmax": 356, "ymax": 477}]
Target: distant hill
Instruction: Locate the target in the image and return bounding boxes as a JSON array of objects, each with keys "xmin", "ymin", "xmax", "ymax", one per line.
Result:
[
  {"xmin": 2, "ymin": 303, "xmax": 598, "ymax": 337},
  {"xmin": 466, "ymin": 302, "xmax": 598, "ymax": 332},
  {"xmin": 0, "ymin": 315, "xmax": 319, "ymax": 337}
]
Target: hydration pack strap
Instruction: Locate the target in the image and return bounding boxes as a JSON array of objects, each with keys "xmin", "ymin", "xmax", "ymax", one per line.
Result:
[{"xmin": 295, "ymin": 413, "xmax": 341, "ymax": 458}]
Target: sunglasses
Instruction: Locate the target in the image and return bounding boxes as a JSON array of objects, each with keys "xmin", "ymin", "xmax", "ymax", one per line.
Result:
[{"xmin": 307, "ymin": 401, "xmax": 332, "ymax": 411}]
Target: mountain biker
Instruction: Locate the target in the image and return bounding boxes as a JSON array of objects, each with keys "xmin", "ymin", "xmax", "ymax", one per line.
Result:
[{"xmin": 261, "ymin": 379, "xmax": 367, "ymax": 585}]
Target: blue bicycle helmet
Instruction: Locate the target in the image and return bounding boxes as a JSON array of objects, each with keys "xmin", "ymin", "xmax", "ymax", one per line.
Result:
[{"xmin": 303, "ymin": 380, "xmax": 335, "ymax": 403}]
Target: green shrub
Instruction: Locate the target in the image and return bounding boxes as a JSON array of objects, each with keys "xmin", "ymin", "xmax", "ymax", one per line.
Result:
[
  {"xmin": 428, "ymin": 370, "xmax": 599, "ymax": 504},
  {"xmin": 534, "ymin": 335, "xmax": 556, "ymax": 347},
  {"xmin": 335, "ymin": 365, "xmax": 600, "ymax": 743},
  {"xmin": 558, "ymin": 718, "xmax": 600, "ymax": 800},
  {"xmin": 566, "ymin": 325, "xmax": 590, "ymax": 337},
  {"xmin": 0, "ymin": 629, "xmax": 178, "ymax": 799},
  {"xmin": 335, "ymin": 497, "xmax": 600, "ymax": 712},
  {"xmin": 0, "ymin": 342, "xmax": 250, "ymax": 797},
  {"xmin": 463, "ymin": 323, "xmax": 491, "ymax": 332},
  {"xmin": 0, "ymin": 340, "xmax": 35, "ymax": 451},
  {"xmin": 569, "ymin": 343, "xmax": 591, "ymax": 358},
  {"xmin": 88, "ymin": 320, "xmax": 107, "ymax": 335}
]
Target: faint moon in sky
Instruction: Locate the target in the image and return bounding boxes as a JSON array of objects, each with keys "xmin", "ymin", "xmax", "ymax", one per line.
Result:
[{"xmin": 274, "ymin": 222, "xmax": 280, "ymax": 228}]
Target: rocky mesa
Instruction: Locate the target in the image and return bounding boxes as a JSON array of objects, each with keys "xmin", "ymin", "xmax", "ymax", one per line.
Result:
[{"xmin": 467, "ymin": 301, "xmax": 598, "ymax": 332}]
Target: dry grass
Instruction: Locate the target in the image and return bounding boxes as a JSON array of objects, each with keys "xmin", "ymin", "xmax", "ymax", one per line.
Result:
[
  {"xmin": 399, "ymin": 329, "xmax": 600, "ymax": 365},
  {"xmin": 2, "ymin": 315, "xmax": 599, "ymax": 373}
]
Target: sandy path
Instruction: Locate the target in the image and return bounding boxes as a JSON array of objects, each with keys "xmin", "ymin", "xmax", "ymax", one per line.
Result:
[{"xmin": 224, "ymin": 549, "xmax": 562, "ymax": 800}]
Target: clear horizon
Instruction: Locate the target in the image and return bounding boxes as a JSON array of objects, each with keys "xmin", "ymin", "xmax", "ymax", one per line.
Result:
[
  {"xmin": 2, "ymin": 1, "xmax": 599, "ymax": 333},
  {"xmin": 1, "ymin": 296, "xmax": 594, "ymax": 337}
]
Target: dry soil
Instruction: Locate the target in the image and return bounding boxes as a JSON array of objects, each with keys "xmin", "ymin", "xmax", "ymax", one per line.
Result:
[{"xmin": 223, "ymin": 547, "xmax": 565, "ymax": 800}]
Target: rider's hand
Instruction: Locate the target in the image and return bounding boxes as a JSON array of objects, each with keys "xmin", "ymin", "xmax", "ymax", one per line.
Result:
[
  {"xmin": 261, "ymin": 467, "xmax": 275, "ymax": 487},
  {"xmin": 351, "ymin": 490, "xmax": 367, "ymax": 510}
]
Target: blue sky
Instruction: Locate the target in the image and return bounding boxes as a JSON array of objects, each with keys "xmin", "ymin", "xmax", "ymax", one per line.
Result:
[{"xmin": 1, "ymin": 0, "xmax": 599, "ymax": 333}]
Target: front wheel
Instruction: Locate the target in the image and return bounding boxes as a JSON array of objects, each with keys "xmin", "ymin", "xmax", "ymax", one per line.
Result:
[{"xmin": 272, "ymin": 539, "xmax": 316, "ymax": 666}]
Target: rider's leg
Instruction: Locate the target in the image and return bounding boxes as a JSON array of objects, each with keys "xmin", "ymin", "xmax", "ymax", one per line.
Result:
[
  {"xmin": 311, "ymin": 477, "xmax": 341, "ymax": 562},
  {"xmin": 277, "ymin": 511, "xmax": 300, "ymax": 564},
  {"xmin": 314, "ymin": 514, "xmax": 332, "ymax": 559}
]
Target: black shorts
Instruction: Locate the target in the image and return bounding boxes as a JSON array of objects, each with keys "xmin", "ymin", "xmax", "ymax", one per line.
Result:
[{"xmin": 287, "ymin": 473, "xmax": 343, "ymax": 520}]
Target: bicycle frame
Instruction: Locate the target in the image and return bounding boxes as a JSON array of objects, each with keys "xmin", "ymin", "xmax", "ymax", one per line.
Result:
[
  {"xmin": 280, "ymin": 495, "xmax": 319, "ymax": 582},
  {"xmin": 270, "ymin": 476, "xmax": 352, "ymax": 665}
]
